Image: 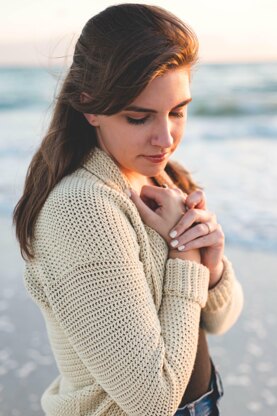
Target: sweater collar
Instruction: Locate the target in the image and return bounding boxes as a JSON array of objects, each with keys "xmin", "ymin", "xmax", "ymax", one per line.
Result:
[
  {"xmin": 81, "ymin": 146, "xmax": 175, "ymax": 192},
  {"xmin": 81, "ymin": 146, "xmax": 130, "ymax": 192}
]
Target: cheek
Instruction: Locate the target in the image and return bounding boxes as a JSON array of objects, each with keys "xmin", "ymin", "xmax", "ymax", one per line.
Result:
[
  {"xmin": 127, "ymin": 129, "xmax": 148, "ymax": 148},
  {"xmin": 172, "ymin": 123, "xmax": 186, "ymax": 142}
]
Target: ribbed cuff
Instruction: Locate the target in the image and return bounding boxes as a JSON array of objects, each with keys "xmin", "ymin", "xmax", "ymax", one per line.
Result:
[
  {"xmin": 204, "ymin": 256, "xmax": 234, "ymax": 312},
  {"xmin": 164, "ymin": 259, "xmax": 209, "ymax": 308}
]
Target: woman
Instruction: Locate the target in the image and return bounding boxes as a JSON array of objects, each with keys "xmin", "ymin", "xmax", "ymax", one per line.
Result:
[{"xmin": 13, "ymin": 4, "xmax": 243, "ymax": 415}]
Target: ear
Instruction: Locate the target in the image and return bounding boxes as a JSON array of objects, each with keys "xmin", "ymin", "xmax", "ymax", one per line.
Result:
[
  {"xmin": 83, "ymin": 113, "xmax": 100, "ymax": 127},
  {"xmin": 80, "ymin": 92, "xmax": 100, "ymax": 127}
]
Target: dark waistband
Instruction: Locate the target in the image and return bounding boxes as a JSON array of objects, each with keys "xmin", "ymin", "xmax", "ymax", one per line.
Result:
[{"xmin": 175, "ymin": 361, "xmax": 224, "ymax": 415}]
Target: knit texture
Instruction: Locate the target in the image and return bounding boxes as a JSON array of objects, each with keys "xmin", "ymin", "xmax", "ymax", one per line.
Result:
[{"xmin": 24, "ymin": 147, "xmax": 243, "ymax": 416}]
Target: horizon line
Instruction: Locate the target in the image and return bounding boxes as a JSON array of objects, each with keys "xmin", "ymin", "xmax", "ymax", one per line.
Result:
[{"xmin": 0, "ymin": 59, "xmax": 277, "ymax": 68}]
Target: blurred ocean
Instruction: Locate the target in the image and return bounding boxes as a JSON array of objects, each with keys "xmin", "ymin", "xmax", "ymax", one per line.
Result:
[
  {"xmin": 0, "ymin": 62, "xmax": 277, "ymax": 251},
  {"xmin": 1, "ymin": 63, "xmax": 277, "ymax": 416}
]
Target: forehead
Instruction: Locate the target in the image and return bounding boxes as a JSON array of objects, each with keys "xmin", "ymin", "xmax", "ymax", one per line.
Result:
[{"xmin": 129, "ymin": 67, "xmax": 191, "ymax": 110}]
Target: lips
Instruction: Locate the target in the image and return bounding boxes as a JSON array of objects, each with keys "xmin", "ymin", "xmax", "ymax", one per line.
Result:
[
  {"xmin": 145, "ymin": 153, "xmax": 167, "ymax": 158},
  {"xmin": 143, "ymin": 153, "xmax": 167, "ymax": 163}
]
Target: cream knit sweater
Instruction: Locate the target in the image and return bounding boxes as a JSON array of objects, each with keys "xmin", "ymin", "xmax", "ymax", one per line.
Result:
[{"xmin": 24, "ymin": 146, "xmax": 243, "ymax": 416}]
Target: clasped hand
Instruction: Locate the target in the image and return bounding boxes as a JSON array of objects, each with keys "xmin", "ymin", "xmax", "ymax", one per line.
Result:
[{"xmin": 129, "ymin": 186, "xmax": 224, "ymax": 288}]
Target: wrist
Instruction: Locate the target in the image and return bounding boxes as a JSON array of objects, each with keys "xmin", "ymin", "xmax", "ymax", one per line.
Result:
[
  {"xmin": 168, "ymin": 249, "xmax": 201, "ymax": 263},
  {"xmin": 208, "ymin": 260, "xmax": 224, "ymax": 289}
]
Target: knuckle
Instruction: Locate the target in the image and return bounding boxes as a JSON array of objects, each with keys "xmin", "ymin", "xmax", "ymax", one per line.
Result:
[
  {"xmin": 196, "ymin": 223, "xmax": 206, "ymax": 234},
  {"xmin": 173, "ymin": 187, "xmax": 183, "ymax": 195},
  {"xmin": 169, "ymin": 189, "xmax": 179, "ymax": 197}
]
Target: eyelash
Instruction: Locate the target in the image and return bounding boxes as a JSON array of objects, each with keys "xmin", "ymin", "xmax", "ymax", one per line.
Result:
[{"xmin": 126, "ymin": 112, "xmax": 184, "ymax": 125}]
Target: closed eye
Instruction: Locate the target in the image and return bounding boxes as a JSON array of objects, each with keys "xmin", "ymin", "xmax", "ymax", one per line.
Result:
[
  {"xmin": 171, "ymin": 111, "xmax": 184, "ymax": 118},
  {"xmin": 126, "ymin": 111, "xmax": 184, "ymax": 125},
  {"xmin": 126, "ymin": 116, "xmax": 149, "ymax": 125}
]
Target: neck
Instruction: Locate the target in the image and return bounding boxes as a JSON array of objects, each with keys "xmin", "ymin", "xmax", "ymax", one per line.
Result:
[{"xmin": 127, "ymin": 175, "xmax": 155, "ymax": 195}]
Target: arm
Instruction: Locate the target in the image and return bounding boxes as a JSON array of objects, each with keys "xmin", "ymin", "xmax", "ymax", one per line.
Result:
[
  {"xmin": 201, "ymin": 256, "xmax": 244, "ymax": 335},
  {"xmin": 42, "ymin": 188, "xmax": 209, "ymax": 416},
  {"xmin": 166, "ymin": 189, "xmax": 244, "ymax": 333}
]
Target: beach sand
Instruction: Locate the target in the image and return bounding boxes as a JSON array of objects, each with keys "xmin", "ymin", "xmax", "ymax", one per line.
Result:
[{"xmin": 1, "ymin": 218, "xmax": 276, "ymax": 416}]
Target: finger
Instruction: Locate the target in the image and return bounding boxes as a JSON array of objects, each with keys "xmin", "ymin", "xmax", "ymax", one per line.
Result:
[
  {"xmin": 186, "ymin": 190, "xmax": 207, "ymax": 210},
  {"xmin": 172, "ymin": 187, "xmax": 186, "ymax": 197},
  {"xmin": 129, "ymin": 188, "xmax": 157, "ymax": 224},
  {"xmin": 176, "ymin": 227, "xmax": 224, "ymax": 252},
  {"xmin": 163, "ymin": 187, "xmax": 188, "ymax": 213},
  {"xmin": 140, "ymin": 185, "xmax": 172, "ymax": 206},
  {"xmin": 181, "ymin": 192, "xmax": 188, "ymax": 206},
  {"xmin": 175, "ymin": 231, "xmax": 217, "ymax": 251},
  {"xmin": 169, "ymin": 221, "xmax": 215, "ymax": 249},
  {"xmin": 169, "ymin": 209, "xmax": 214, "ymax": 238}
]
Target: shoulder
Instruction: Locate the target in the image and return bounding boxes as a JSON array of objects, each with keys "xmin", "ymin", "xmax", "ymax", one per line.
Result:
[
  {"xmin": 34, "ymin": 168, "xmax": 140, "ymax": 262},
  {"xmin": 44, "ymin": 167, "xmax": 131, "ymax": 221}
]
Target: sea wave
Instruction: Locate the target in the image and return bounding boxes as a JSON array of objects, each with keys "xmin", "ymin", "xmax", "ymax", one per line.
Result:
[
  {"xmin": 1, "ymin": 63, "xmax": 277, "ymax": 251},
  {"xmin": 189, "ymin": 100, "xmax": 277, "ymax": 117},
  {"xmin": 1, "ymin": 64, "xmax": 277, "ymax": 117},
  {"xmin": 1, "ymin": 98, "xmax": 276, "ymax": 116},
  {"xmin": 186, "ymin": 116, "xmax": 277, "ymax": 140},
  {"xmin": 0, "ymin": 97, "xmax": 50, "ymax": 111}
]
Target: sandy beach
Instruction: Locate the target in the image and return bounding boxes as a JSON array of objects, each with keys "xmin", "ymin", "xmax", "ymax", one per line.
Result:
[{"xmin": 0, "ymin": 217, "xmax": 276, "ymax": 416}]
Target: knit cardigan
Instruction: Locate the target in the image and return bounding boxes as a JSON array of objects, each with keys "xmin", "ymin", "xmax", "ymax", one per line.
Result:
[{"xmin": 24, "ymin": 146, "xmax": 243, "ymax": 416}]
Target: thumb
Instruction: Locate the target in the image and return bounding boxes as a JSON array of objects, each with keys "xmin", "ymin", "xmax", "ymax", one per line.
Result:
[
  {"xmin": 128, "ymin": 188, "xmax": 157, "ymax": 225},
  {"xmin": 186, "ymin": 190, "xmax": 207, "ymax": 210},
  {"xmin": 139, "ymin": 185, "xmax": 169, "ymax": 207}
]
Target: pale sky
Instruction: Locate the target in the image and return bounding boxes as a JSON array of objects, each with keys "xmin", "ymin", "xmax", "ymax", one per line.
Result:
[{"xmin": 1, "ymin": 0, "xmax": 277, "ymax": 65}]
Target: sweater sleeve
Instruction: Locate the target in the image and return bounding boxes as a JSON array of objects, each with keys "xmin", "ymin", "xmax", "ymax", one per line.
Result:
[
  {"xmin": 201, "ymin": 256, "xmax": 244, "ymax": 335},
  {"xmin": 41, "ymin": 188, "xmax": 210, "ymax": 416}
]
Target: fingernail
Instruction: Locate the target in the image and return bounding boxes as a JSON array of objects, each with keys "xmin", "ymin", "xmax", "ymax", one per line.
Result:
[
  {"xmin": 169, "ymin": 230, "xmax": 177, "ymax": 238},
  {"xmin": 170, "ymin": 239, "xmax": 179, "ymax": 247},
  {"xmin": 178, "ymin": 245, "xmax": 186, "ymax": 251},
  {"xmin": 124, "ymin": 188, "xmax": 132, "ymax": 197}
]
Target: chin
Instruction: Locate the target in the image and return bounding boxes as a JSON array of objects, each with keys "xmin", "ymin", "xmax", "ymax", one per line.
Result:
[{"xmin": 144, "ymin": 165, "xmax": 166, "ymax": 177}]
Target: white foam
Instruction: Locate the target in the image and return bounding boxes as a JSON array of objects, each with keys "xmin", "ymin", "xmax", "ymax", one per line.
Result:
[
  {"xmin": 246, "ymin": 402, "xmax": 263, "ymax": 412},
  {"xmin": 246, "ymin": 342, "xmax": 263, "ymax": 357},
  {"xmin": 237, "ymin": 363, "xmax": 251, "ymax": 374},
  {"xmin": 27, "ymin": 348, "xmax": 53, "ymax": 366},
  {"xmin": 16, "ymin": 361, "xmax": 37, "ymax": 378},
  {"xmin": 225, "ymin": 374, "xmax": 251, "ymax": 386},
  {"xmin": 0, "ymin": 315, "xmax": 15, "ymax": 333},
  {"xmin": 243, "ymin": 319, "xmax": 267, "ymax": 339},
  {"xmin": 0, "ymin": 349, "xmax": 10, "ymax": 361},
  {"xmin": 256, "ymin": 362, "xmax": 273, "ymax": 373},
  {"xmin": 261, "ymin": 389, "xmax": 277, "ymax": 406},
  {"xmin": 266, "ymin": 377, "xmax": 277, "ymax": 387}
]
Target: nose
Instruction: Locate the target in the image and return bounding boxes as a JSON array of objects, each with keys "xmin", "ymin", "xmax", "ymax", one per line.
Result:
[{"xmin": 150, "ymin": 119, "xmax": 174, "ymax": 149}]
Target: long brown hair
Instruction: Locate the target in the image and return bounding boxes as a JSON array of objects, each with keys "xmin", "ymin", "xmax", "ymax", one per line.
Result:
[{"xmin": 13, "ymin": 3, "xmax": 199, "ymax": 260}]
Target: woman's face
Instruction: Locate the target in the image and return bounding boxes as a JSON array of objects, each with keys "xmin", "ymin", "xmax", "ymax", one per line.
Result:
[{"xmin": 84, "ymin": 66, "xmax": 191, "ymax": 181}]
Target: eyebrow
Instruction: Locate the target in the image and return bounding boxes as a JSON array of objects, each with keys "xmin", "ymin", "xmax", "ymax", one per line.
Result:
[{"xmin": 123, "ymin": 98, "xmax": 192, "ymax": 113}]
